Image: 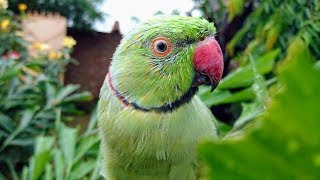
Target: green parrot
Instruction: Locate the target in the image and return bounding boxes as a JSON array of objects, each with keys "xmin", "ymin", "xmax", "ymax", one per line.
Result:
[{"xmin": 98, "ymin": 16, "xmax": 224, "ymax": 180}]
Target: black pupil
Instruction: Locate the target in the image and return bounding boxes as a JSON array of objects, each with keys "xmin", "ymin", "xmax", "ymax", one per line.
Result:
[{"xmin": 156, "ymin": 42, "xmax": 167, "ymax": 52}]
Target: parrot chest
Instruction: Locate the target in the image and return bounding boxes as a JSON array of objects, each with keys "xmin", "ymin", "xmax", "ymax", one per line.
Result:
[{"xmin": 99, "ymin": 95, "xmax": 217, "ymax": 178}]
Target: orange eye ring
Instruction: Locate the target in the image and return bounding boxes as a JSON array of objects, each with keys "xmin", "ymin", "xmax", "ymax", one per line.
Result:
[{"xmin": 151, "ymin": 37, "xmax": 171, "ymax": 57}]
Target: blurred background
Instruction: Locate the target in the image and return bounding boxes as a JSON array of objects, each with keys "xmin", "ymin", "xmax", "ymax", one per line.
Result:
[{"xmin": 0, "ymin": 0, "xmax": 319, "ymax": 179}]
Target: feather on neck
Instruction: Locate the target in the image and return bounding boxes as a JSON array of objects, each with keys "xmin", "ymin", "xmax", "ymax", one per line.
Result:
[{"xmin": 107, "ymin": 72, "xmax": 198, "ymax": 113}]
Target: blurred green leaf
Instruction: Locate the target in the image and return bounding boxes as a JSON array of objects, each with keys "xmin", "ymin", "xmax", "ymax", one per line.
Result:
[
  {"xmin": 315, "ymin": 61, "xmax": 320, "ymax": 70},
  {"xmin": 199, "ymin": 78, "xmax": 276, "ymax": 107},
  {"xmin": 19, "ymin": 109, "xmax": 36, "ymax": 129},
  {"xmin": 44, "ymin": 164, "xmax": 53, "ymax": 180},
  {"xmin": 59, "ymin": 124, "xmax": 78, "ymax": 175},
  {"xmin": 232, "ymin": 102, "xmax": 264, "ymax": 131},
  {"xmin": 9, "ymin": 138, "xmax": 33, "ymax": 146},
  {"xmin": 227, "ymin": 25, "xmax": 250, "ymax": 56},
  {"xmin": 230, "ymin": 53, "xmax": 270, "ymax": 130},
  {"xmin": 22, "ymin": 167, "xmax": 28, "ymax": 180},
  {"xmin": 1, "ymin": 109, "xmax": 36, "ymax": 150},
  {"xmin": 61, "ymin": 91, "xmax": 93, "ymax": 104},
  {"xmin": 217, "ymin": 121, "xmax": 232, "ymax": 137},
  {"xmin": 226, "ymin": 0, "xmax": 245, "ymax": 22},
  {"xmin": 5, "ymin": 158, "xmax": 19, "ymax": 180},
  {"xmin": 200, "ymin": 87, "xmax": 254, "ymax": 106},
  {"xmin": 29, "ymin": 136, "xmax": 55, "ymax": 180},
  {"xmin": 0, "ymin": 64, "xmax": 21, "ymax": 81},
  {"xmin": 269, "ymin": 37, "xmax": 319, "ymax": 145},
  {"xmin": 53, "ymin": 84, "xmax": 80, "ymax": 106},
  {"xmin": 90, "ymin": 150, "xmax": 102, "ymax": 180},
  {"xmin": 219, "ymin": 49, "xmax": 280, "ymax": 89},
  {"xmin": 34, "ymin": 136, "xmax": 55, "ymax": 154},
  {"xmin": 0, "ymin": 112, "xmax": 14, "ymax": 133},
  {"xmin": 85, "ymin": 105, "xmax": 98, "ymax": 135},
  {"xmin": 73, "ymin": 135, "xmax": 100, "ymax": 166},
  {"xmin": 199, "ymin": 37, "xmax": 320, "ymax": 179},
  {"xmin": 45, "ymin": 82, "xmax": 56, "ymax": 109},
  {"xmin": 53, "ymin": 149, "xmax": 65, "ymax": 180},
  {"xmin": 70, "ymin": 160, "xmax": 96, "ymax": 179}
]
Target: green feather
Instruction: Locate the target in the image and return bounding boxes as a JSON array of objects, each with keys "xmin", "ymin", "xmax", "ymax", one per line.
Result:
[{"xmin": 98, "ymin": 16, "xmax": 218, "ymax": 179}]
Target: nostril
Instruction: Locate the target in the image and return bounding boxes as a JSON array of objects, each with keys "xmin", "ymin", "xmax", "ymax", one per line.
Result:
[{"xmin": 199, "ymin": 37, "xmax": 205, "ymax": 41}]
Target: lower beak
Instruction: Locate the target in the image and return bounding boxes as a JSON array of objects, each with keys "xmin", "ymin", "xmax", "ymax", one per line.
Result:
[{"xmin": 191, "ymin": 70, "xmax": 217, "ymax": 91}]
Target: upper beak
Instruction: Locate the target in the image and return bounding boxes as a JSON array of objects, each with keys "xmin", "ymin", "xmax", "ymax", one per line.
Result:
[{"xmin": 192, "ymin": 36, "xmax": 224, "ymax": 92}]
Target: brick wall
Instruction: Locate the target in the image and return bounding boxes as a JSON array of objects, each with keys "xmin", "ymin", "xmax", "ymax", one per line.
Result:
[{"xmin": 65, "ymin": 29, "xmax": 122, "ymax": 108}]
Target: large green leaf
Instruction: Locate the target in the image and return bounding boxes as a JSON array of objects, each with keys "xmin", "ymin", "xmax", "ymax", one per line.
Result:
[
  {"xmin": 60, "ymin": 91, "xmax": 93, "ymax": 104},
  {"xmin": 1, "ymin": 109, "xmax": 36, "ymax": 150},
  {"xmin": 218, "ymin": 49, "xmax": 280, "ymax": 89},
  {"xmin": 29, "ymin": 136, "xmax": 55, "ymax": 180},
  {"xmin": 199, "ymin": 37, "xmax": 320, "ymax": 179},
  {"xmin": 199, "ymin": 78, "xmax": 276, "ymax": 107},
  {"xmin": 44, "ymin": 82, "xmax": 56, "ymax": 109},
  {"xmin": 70, "ymin": 160, "xmax": 96, "ymax": 179},
  {"xmin": 44, "ymin": 164, "xmax": 53, "ymax": 180},
  {"xmin": 59, "ymin": 124, "xmax": 78, "ymax": 175},
  {"xmin": 0, "ymin": 112, "xmax": 14, "ymax": 133},
  {"xmin": 21, "ymin": 167, "xmax": 28, "ymax": 180},
  {"xmin": 52, "ymin": 84, "xmax": 80, "ymax": 106},
  {"xmin": 73, "ymin": 135, "xmax": 100, "ymax": 166},
  {"xmin": 90, "ymin": 150, "xmax": 103, "ymax": 180},
  {"xmin": 85, "ymin": 105, "xmax": 98, "ymax": 135},
  {"xmin": 0, "ymin": 63, "xmax": 21, "ymax": 81},
  {"xmin": 200, "ymin": 86, "xmax": 255, "ymax": 106},
  {"xmin": 53, "ymin": 149, "xmax": 65, "ymax": 180}
]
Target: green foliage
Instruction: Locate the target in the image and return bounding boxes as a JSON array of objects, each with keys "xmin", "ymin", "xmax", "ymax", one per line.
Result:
[
  {"xmin": 199, "ymin": 49, "xmax": 279, "ymax": 107},
  {"xmin": 219, "ymin": 49, "xmax": 279, "ymax": 89},
  {"xmin": 0, "ymin": 8, "xmax": 93, "ymax": 178},
  {"xmin": 0, "ymin": 9, "xmax": 27, "ymax": 56},
  {"xmin": 226, "ymin": 0, "xmax": 245, "ymax": 22},
  {"xmin": 197, "ymin": 0, "xmax": 320, "ymax": 178},
  {"xmin": 226, "ymin": 0, "xmax": 320, "ymax": 60},
  {"xmin": 8, "ymin": 0, "xmax": 105, "ymax": 30},
  {"xmin": 199, "ymin": 36, "xmax": 320, "ymax": 179},
  {"xmin": 198, "ymin": 0, "xmax": 320, "ymax": 124},
  {"xmin": 21, "ymin": 121, "xmax": 102, "ymax": 180}
]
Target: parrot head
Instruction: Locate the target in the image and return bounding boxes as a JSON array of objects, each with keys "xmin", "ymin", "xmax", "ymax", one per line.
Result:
[{"xmin": 108, "ymin": 16, "xmax": 223, "ymax": 112}]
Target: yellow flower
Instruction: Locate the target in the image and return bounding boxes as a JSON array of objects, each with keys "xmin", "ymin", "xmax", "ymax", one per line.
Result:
[
  {"xmin": 33, "ymin": 42, "xmax": 50, "ymax": 51},
  {"xmin": 18, "ymin": 3, "xmax": 27, "ymax": 11},
  {"xmin": 0, "ymin": 0, "xmax": 8, "ymax": 9},
  {"xmin": 33, "ymin": 42, "xmax": 41, "ymax": 49},
  {"xmin": 0, "ymin": 19, "xmax": 10, "ymax": 31},
  {"xmin": 48, "ymin": 51, "xmax": 61, "ymax": 60},
  {"xmin": 63, "ymin": 36, "xmax": 77, "ymax": 48}
]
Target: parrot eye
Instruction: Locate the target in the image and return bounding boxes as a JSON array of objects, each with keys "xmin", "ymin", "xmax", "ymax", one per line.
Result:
[
  {"xmin": 156, "ymin": 42, "xmax": 167, "ymax": 52},
  {"xmin": 151, "ymin": 37, "xmax": 171, "ymax": 57}
]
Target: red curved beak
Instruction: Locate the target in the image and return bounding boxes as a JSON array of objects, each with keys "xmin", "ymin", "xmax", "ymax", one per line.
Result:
[{"xmin": 192, "ymin": 36, "xmax": 224, "ymax": 91}]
